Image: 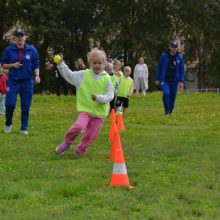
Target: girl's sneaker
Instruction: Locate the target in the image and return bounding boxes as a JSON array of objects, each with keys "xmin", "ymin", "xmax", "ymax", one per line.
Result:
[
  {"xmin": 55, "ymin": 142, "xmax": 70, "ymax": 154},
  {"xmin": 72, "ymin": 151, "xmax": 87, "ymax": 158}
]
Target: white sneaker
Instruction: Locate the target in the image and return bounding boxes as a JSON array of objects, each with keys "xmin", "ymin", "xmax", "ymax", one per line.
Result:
[
  {"xmin": 5, "ymin": 125, "xmax": 12, "ymax": 133},
  {"xmin": 117, "ymin": 106, "xmax": 122, "ymax": 113},
  {"xmin": 20, "ymin": 130, "xmax": 28, "ymax": 135}
]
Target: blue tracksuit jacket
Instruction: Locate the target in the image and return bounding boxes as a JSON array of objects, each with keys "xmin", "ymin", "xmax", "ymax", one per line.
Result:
[
  {"xmin": 155, "ymin": 51, "xmax": 185, "ymax": 115},
  {"xmin": 156, "ymin": 51, "xmax": 184, "ymax": 84},
  {"xmin": 1, "ymin": 43, "xmax": 39, "ymax": 131},
  {"xmin": 1, "ymin": 43, "xmax": 39, "ymax": 81}
]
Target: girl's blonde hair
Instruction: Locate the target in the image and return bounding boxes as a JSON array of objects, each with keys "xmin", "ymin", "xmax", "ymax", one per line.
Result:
[
  {"xmin": 113, "ymin": 60, "xmax": 121, "ymax": 66},
  {"xmin": 124, "ymin": 66, "xmax": 132, "ymax": 72},
  {"xmin": 105, "ymin": 62, "xmax": 113, "ymax": 69},
  {"xmin": 87, "ymin": 48, "xmax": 107, "ymax": 64}
]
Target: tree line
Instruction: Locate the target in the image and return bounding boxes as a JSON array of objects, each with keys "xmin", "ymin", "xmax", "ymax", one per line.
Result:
[{"xmin": 0, "ymin": 0, "xmax": 220, "ymax": 92}]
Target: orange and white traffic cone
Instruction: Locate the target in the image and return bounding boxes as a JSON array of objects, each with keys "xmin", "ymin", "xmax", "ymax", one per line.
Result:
[
  {"xmin": 109, "ymin": 120, "xmax": 118, "ymax": 142},
  {"xmin": 117, "ymin": 113, "xmax": 125, "ymax": 131},
  {"xmin": 109, "ymin": 130, "xmax": 121, "ymax": 160},
  {"xmin": 109, "ymin": 109, "xmax": 117, "ymax": 141},
  {"xmin": 110, "ymin": 139, "xmax": 130, "ymax": 188}
]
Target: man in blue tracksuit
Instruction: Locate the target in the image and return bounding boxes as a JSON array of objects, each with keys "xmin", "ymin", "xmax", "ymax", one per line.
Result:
[
  {"xmin": 1, "ymin": 28, "xmax": 40, "ymax": 135},
  {"xmin": 155, "ymin": 40, "xmax": 184, "ymax": 115}
]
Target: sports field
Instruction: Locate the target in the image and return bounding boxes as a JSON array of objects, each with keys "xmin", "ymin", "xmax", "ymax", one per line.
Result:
[{"xmin": 0, "ymin": 92, "xmax": 220, "ymax": 219}]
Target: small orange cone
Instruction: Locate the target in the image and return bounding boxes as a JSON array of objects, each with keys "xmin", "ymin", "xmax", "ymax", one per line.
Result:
[
  {"xmin": 109, "ymin": 120, "xmax": 118, "ymax": 141},
  {"xmin": 117, "ymin": 113, "xmax": 125, "ymax": 131},
  {"xmin": 110, "ymin": 139, "xmax": 130, "ymax": 187},
  {"xmin": 109, "ymin": 130, "xmax": 121, "ymax": 160},
  {"xmin": 110, "ymin": 109, "xmax": 116, "ymax": 122}
]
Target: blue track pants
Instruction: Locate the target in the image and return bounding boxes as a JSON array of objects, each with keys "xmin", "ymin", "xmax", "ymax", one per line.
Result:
[
  {"xmin": 5, "ymin": 79, "xmax": 33, "ymax": 131},
  {"xmin": 161, "ymin": 82, "xmax": 178, "ymax": 115}
]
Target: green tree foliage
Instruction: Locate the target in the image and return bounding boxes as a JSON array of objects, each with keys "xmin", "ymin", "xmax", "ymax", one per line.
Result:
[
  {"xmin": 1, "ymin": 0, "xmax": 220, "ymax": 91},
  {"xmin": 94, "ymin": 0, "xmax": 176, "ymax": 90},
  {"xmin": 0, "ymin": 0, "xmax": 21, "ymax": 52},
  {"xmin": 177, "ymin": 0, "xmax": 220, "ymax": 88}
]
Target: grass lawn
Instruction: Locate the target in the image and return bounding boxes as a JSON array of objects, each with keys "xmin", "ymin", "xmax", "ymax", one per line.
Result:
[{"xmin": 0, "ymin": 92, "xmax": 220, "ymax": 219}]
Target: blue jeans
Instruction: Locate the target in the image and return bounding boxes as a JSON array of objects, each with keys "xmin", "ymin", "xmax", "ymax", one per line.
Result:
[
  {"xmin": 161, "ymin": 82, "xmax": 178, "ymax": 115},
  {"xmin": 5, "ymin": 79, "xmax": 33, "ymax": 131}
]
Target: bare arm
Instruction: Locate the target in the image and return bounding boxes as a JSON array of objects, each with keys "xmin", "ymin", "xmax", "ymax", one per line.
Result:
[{"xmin": 34, "ymin": 68, "xmax": 40, "ymax": 84}]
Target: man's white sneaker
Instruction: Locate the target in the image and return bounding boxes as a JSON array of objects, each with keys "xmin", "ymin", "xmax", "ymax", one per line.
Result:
[
  {"xmin": 5, "ymin": 125, "xmax": 12, "ymax": 133},
  {"xmin": 20, "ymin": 130, "xmax": 28, "ymax": 135}
]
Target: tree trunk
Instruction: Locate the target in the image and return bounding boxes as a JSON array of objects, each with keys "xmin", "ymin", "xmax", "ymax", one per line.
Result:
[
  {"xmin": 195, "ymin": 38, "xmax": 205, "ymax": 89},
  {"xmin": 198, "ymin": 62, "xmax": 205, "ymax": 89}
]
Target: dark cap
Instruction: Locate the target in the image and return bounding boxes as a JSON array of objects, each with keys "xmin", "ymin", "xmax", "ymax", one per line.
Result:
[
  {"xmin": 14, "ymin": 28, "xmax": 25, "ymax": 36},
  {"xmin": 170, "ymin": 40, "xmax": 178, "ymax": 48}
]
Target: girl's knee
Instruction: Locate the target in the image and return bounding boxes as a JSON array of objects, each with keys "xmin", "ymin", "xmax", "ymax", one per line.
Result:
[{"xmin": 73, "ymin": 123, "xmax": 84, "ymax": 132}]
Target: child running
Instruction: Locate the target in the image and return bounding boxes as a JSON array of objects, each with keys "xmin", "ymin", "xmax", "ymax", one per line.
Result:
[
  {"xmin": 105, "ymin": 62, "xmax": 119, "ymax": 111},
  {"xmin": 54, "ymin": 48, "xmax": 114, "ymax": 158},
  {"xmin": 116, "ymin": 66, "xmax": 134, "ymax": 115}
]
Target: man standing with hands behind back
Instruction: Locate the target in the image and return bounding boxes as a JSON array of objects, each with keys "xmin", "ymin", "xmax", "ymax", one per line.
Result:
[
  {"xmin": 155, "ymin": 40, "xmax": 184, "ymax": 116},
  {"xmin": 1, "ymin": 28, "xmax": 40, "ymax": 135}
]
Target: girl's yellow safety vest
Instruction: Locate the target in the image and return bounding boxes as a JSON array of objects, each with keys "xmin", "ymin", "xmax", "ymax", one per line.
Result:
[{"xmin": 77, "ymin": 69, "xmax": 110, "ymax": 117}]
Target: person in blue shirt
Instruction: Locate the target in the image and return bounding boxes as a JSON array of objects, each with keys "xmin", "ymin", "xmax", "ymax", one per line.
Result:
[
  {"xmin": 1, "ymin": 28, "xmax": 40, "ymax": 135},
  {"xmin": 155, "ymin": 40, "xmax": 184, "ymax": 115}
]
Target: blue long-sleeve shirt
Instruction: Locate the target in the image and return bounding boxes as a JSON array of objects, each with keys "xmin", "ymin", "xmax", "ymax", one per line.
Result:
[
  {"xmin": 156, "ymin": 51, "xmax": 184, "ymax": 84},
  {"xmin": 1, "ymin": 44, "xmax": 39, "ymax": 81}
]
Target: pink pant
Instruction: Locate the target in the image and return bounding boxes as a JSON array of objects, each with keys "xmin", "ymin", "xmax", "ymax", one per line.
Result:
[{"xmin": 64, "ymin": 112, "xmax": 104, "ymax": 154}]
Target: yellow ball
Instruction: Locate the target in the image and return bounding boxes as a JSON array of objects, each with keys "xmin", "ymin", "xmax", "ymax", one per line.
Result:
[{"xmin": 53, "ymin": 55, "xmax": 62, "ymax": 64}]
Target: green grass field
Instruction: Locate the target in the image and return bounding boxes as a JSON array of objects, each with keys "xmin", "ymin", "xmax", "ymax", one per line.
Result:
[{"xmin": 0, "ymin": 92, "xmax": 220, "ymax": 220}]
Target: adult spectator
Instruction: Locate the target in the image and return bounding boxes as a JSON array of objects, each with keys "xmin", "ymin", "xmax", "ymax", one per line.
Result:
[
  {"xmin": 155, "ymin": 40, "xmax": 184, "ymax": 115},
  {"xmin": 133, "ymin": 57, "xmax": 149, "ymax": 96},
  {"xmin": 74, "ymin": 58, "xmax": 86, "ymax": 71},
  {"xmin": 1, "ymin": 28, "xmax": 40, "ymax": 134}
]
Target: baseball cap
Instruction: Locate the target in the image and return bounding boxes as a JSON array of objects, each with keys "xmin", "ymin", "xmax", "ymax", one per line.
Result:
[
  {"xmin": 170, "ymin": 40, "xmax": 178, "ymax": 48},
  {"xmin": 14, "ymin": 28, "xmax": 25, "ymax": 36}
]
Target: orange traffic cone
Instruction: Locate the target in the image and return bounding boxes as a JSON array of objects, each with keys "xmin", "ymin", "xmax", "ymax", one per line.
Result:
[
  {"xmin": 110, "ymin": 109, "xmax": 116, "ymax": 122},
  {"xmin": 117, "ymin": 113, "xmax": 125, "ymax": 131},
  {"xmin": 109, "ymin": 130, "xmax": 121, "ymax": 160},
  {"xmin": 110, "ymin": 140, "xmax": 130, "ymax": 187},
  {"xmin": 109, "ymin": 120, "xmax": 118, "ymax": 141}
]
